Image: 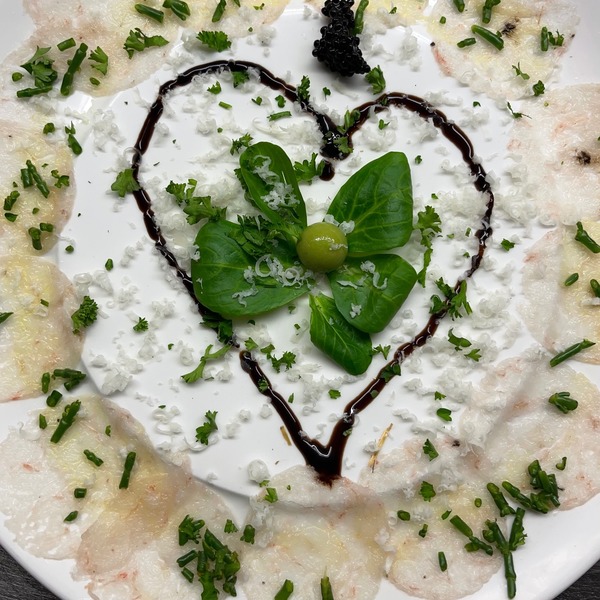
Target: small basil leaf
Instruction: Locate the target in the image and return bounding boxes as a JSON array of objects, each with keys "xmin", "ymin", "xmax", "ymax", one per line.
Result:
[
  {"xmin": 309, "ymin": 294, "xmax": 373, "ymax": 375},
  {"xmin": 326, "ymin": 152, "xmax": 413, "ymax": 254},
  {"xmin": 238, "ymin": 141, "xmax": 307, "ymax": 229},
  {"xmin": 328, "ymin": 255, "xmax": 417, "ymax": 333},
  {"xmin": 192, "ymin": 220, "xmax": 309, "ymax": 318}
]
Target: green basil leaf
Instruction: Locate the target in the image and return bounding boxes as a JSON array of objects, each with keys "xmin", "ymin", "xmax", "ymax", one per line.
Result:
[
  {"xmin": 309, "ymin": 294, "xmax": 372, "ymax": 375},
  {"xmin": 328, "ymin": 254, "xmax": 417, "ymax": 333},
  {"xmin": 238, "ymin": 141, "xmax": 307, "ymax": 230},
  {"xmin": 326, "ymin": 152, "xmax": 413, "ymax": 254},
  {"xmin": 192, "ymin": 220, "xmax": 309, "ymax": 318}
]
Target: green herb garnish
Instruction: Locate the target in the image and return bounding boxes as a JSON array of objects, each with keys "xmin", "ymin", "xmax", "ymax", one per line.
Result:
[{"xmin": 195, "ymin": 410, "xmax": 218, "ymax": 444}]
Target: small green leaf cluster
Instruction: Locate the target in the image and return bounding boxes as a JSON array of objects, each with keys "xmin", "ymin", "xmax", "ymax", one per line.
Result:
[
  {"xmin": 191, "ymin": 142, "xmax": 418, "ymax": 375},
  {"xmin": 176, "ymin": 514, "xmax": 240, "ymax": 597}
]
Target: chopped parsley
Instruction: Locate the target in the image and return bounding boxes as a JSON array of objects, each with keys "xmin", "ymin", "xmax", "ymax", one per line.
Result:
[
  {"xmin": 195, "ymin": 410, "xmax": 218, "ymax": 444},
  {"xmin": 71, "ymin": 295, "xmax": 98, "ymax": 334},
  {"xmin": 423, "ymin": 439, "xmax": 439, "ymax": 460},
  {"xmin": 124, "ymin": 28, "xmax": 169, "ymax": 59},
  {"xmin": 133, "ymin": 317, "xmax": 149, "ymax": 332},
  {"xmin": 365, "ymin": 65, "xmax": 386, "ymax": 94},
  {"xmin": 182, "ymin": 344, "xmax": 230, "ymax": 383},
  {"xmin": 293, "ymin": 153, "xmax": 325, "ymax": 183},
  {"xmin": 197, "ymin": 30, "xmax": 231, "ymax": 52},
  {"xmin": 420, "ymin": 481, "xmax": 436, "ymax": 501},
  {"xmin": 297, "ymin": 75, "xmax": 310, "ymax": 103},
  {"xmin": 111, "ymin": 168, "xmax": 140, "ymax": 197},
  {"xmin": 430, "ymin": 278, "xmax": 472, "ymax": 319}
]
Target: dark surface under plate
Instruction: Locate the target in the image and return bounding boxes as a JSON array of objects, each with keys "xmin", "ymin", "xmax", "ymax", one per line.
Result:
[{"xmin": 0, "ymin": 543, "xmax": 598, "ymax": 600}]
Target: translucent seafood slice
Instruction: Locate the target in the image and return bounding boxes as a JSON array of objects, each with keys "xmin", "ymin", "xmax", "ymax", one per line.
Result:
[
  {"xmin": 461, "ymin": 352, "xmax": 600, "ymax": 509},
  {"xmin": 508, "ymin": 84, "xmax": 600, "ymax": 223},
  {"xmin": 0, "ymin": 255, "xmax": 82, "ymax": 402},
  {"xmin": 2, "ymin": 0, "xmax": 179, "ymax": 97},
  {"xmin": 240, "ymin": 464, "xmax": 387, "ymax": 600},
  {"xmin": 360, "ymin": 437, "xmax": 503, "ymax": 600},
  {"xmin": 520, "ymin": 224, "xmax": 600, "ymax": 364},
  {"xmin": 0, "ymin": 116, "xmax": 74, "ymax": 256},
  {"xmin": 427, "ymin": 0, "xmax": 577, "ymax": 100},
  {"xmin": 0, "ymin": 395, "xmax": 236, "ymax": 599}
]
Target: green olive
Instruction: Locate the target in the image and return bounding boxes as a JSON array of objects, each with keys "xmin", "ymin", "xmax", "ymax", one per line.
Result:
[{"xmin": 296, "ymin": 222, "xmax": 349, "ymax": 273}]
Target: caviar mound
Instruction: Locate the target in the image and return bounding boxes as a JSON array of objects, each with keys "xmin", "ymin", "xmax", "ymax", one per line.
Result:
[{"xmin": 313, "ymin": 0, "xmax": 371, "ymax": 77}]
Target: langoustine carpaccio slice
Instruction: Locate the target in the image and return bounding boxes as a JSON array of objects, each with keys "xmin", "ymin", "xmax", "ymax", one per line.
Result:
[
  {"xmin": 0, "ymin": 255, "xmax": 83, "ymax": 402},
  {"xmin": 0, "ymin": 115, "xmax": 75, "ymax": 256},
  {"xmin": 427, "ymin": 0, "xmax": 578, "ymax": 101},
  {"xmin": 520, "ymin": 223, "xmax": 600, "ymax": 364},
  {"xmin": 239, "ymin": 464, "xmax": 387, "ymax": 600},
  {"xmin": 461, "ymin": 351, "xmax": 600, "ymax": 510},
  {"xmin": 0, "ymin": 395, "xmax": 238, "ymax": 599},
  {"xmin": 0, "ymin": 0, "xmax": 292, "ymax": 99},
  {"xmin": 359, "ymin": 437, "xmax": 503, "ymax": 600},
  {"xmin": 508, "ymin": 84, "xmax": 600, "ymax": 224}
]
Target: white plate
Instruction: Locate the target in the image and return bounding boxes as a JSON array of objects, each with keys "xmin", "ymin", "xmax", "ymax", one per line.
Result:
[{"xmin": 0, "ymin": 1, "xmax": 599, "ymax": 599}]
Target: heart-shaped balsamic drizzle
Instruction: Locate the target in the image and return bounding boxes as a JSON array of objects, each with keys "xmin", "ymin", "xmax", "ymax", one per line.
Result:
[{"xmin": 130, "ymin": 60, "xmax": 494, "ymax": 483}]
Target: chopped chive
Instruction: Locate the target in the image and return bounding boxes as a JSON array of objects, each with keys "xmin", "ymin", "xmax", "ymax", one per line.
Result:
[
  {"xmin": 471, "ymin": 24, "xmax": 504, "ymax": 50},
  {"xmin": 46, "ymin": 389, "xmax": 63, "ymax": 407},
  {"xmin": 60, "ymin": 43, "xmax": 88, "ymax": 96},
  {"xmin": 134, "ymin": 4, "xmax": 165, "ymax": 22},
  {"xmin": 83, "ymin": 449, "xmax": 104, "ymax": 467},
  {"xmin": 119, "ymin": 451, "xmax": 137, "ymax": 489},
  {"xmin": 74, "ymin": 487, "xmax": 87, "ymax": 499},
  {"xmin": 176, "ymin": 549, "xmax": 198, "ymax": 567},
  {"xmin": 590, "ymin": 279, "xmax": 600, "ymax": 298},
  {"xmin": 180, "ymin": 567, "xmax": 194, "ymax": 583},
  {"xmin": 438, "ymin": 551, "xmax": 448, "ymax": 571},
  {"xmin": 549, "ymin": 339, "xmax": 595, "ymax": 367},
  {"xmin": 38, "ymin": 414, "xmax": 48, "ymax": 429},
  {"xmin": 449, "ymin": 515, "xmax": 494, "ymax": 555},
  {"xmin": 320, "ymin": 576, "xmax": 334, "ymax": 600},
  {"xmin": 50, "ymin": 400, "xmax": 81, "ymax": 443},
  {"xmin": 16, "ymin": 85, "xmax": 53, "ymax": 98},
  {"xmin": 397, "ymin": 510, "xmax": 411, "ymax": 521},
  {"xmin": 25, "ymin": 160, "xmax": 50, "ymax": 198},
  {"xmin": 163, "ymin": 0, "xmax": 191, "ymax": 21},
  {"xmin": 218, "ymin": 101, "xmax": 232, "ymax": 109},
  {"xmin": 57, "ymin": 38, "xmax": 76, "ymax": 51},
  {"xmin": 548, "ymin": 391, "xmax": 578, "ymax": 413},
  {"xmin": 564, "ymin": 273, "xmax": 579, "ymax": 286},
  {"xmin": 268, "ymin": 110, "xmax": 292, "ymax": 121},
  {"xmin": 457, "ymin": 37, "xmax": 476, "ymax": 48},
  {"xmin": 486, "ymin": 482, "xmax": 515, "ymax": 516},
  {"xmin": 453, "ymin": 0, "xmax": 465, "ymax": 12},
  {"xmin": 418, "ymin": 524, "xmax": 429, "ymax": 537},
  {"xmin": 575, "ymin": 221, "xmax": 600, "ymax": 253},
  {"xmin": 541, "ymin": 26, "xmax": 549, "ymax": 51},
  {"xmin": 486, "ymin": 519, "xmax": 517, "ymax": 598},
  {"xmin": 64, "ymin": 511, "xmax": 78, "ymax": 522},
  {"xmin": 274, "ymin": 579, "xmax": 294, "ymax": 600},
  {"xmin": 556, "ymin": 456, "xmax": 567, "ymax": 471},
  {"xmin": 0, "ymin": 312, "xmax": 13, "ymax": 325},
  {"xmin": 41, "ymin": 372, "xmax": 51, "ymax": 393}
]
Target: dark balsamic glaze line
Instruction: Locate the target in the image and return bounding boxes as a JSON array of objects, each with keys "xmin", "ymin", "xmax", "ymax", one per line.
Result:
[{"xmin": 129, "ymin": 60, "xmax": 495, "ymax": 483}]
